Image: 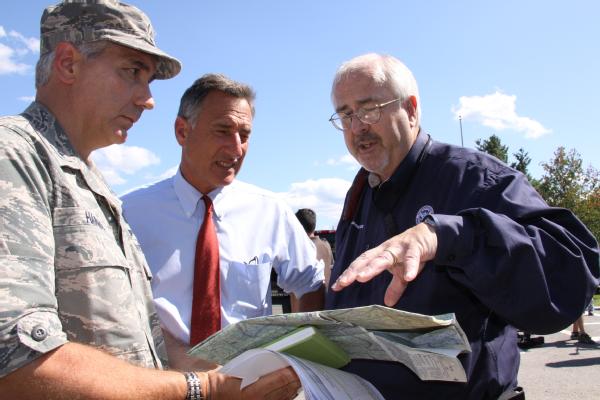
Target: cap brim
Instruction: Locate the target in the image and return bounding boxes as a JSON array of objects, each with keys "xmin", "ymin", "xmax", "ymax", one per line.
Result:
[{"xmin": 108, "ymin": 37, "xmax": 181, "ymax": 80}]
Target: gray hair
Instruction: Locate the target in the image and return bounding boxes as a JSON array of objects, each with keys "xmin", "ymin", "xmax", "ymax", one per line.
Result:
[
  {"xmin": 35, "ymin": 40, "xmax": 109, "ymax": 89},
  {"xmin": 177, "ymin": 73, "xmax": 256, "ymax": 128},
  {"xmin": 331, "ymin": 53, "xmax": 421, "ymax": 122}
]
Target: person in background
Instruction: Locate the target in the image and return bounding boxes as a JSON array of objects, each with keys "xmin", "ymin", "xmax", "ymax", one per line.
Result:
[
  {"xmin": 586, "ymin": 298, "xmax": 595, "ymax": 316},
  {"xmin": 570, "ymin": 316, "xmax": 596, "ymax": 344},
  {"xmin": 295, "ymin": 208, "xmax": 334, "ymax": 289},
  {"xmin": 121, "ymin": 73, "xmax": 324, "ymax": 367},
  {"xmin": 326, "ymin": 52, "xmax": 599, "ymax": 399},
  {"xmin": 0, "ymin": 2, "xmax": 300, "ymax": 399}
]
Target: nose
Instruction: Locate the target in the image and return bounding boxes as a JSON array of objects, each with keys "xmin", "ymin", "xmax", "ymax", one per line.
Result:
[
  {"xmin": 227, "ymin": 132, "xmax": 244, "ymax": 158},
  {"xmin": 350, "ymin": 115, "xmax": 369, "ymax": 135},
  {"xmin": 135, "ymin": 83, "xmax": 155, "ymax": 110},
  {"xmin": 142, "ymin": 96, "xmax": 155, "ymax": 110}
]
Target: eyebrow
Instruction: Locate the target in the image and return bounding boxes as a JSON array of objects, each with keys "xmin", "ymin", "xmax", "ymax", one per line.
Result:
[
  {"xmin": 129, "ymin": 58, "xmax": 157, "ymax": 82},
  {"xmin": 134, "ymin": 58, "xmax": 150, "ymax": 68},
  {"xmin": 335, "ymin": 97, "xmax": 376, "ymax": 114},
  {"xmin": 212, "ymin": 119, "xmax": 252, "ymax": 130},
  {"xmin": 213, "ymin": 121, "xmax": 233, "ymax": 129}
]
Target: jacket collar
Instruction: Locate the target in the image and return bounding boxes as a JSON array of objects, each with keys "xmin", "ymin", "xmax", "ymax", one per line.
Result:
[
  {"xmin": 342, "ymin": 129, "xmax": 431, "ymax": 220},
  {"xmin": 372, "ymin": 130, "xmax": 430, "ymax": 212}
]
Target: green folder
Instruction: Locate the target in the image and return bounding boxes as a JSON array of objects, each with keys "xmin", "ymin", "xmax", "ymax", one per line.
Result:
[{"xmin": 262, "ymin": 325, "xmax": 350, "ymax": 368}]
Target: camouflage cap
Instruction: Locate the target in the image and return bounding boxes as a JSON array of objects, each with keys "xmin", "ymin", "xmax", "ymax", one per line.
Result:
[{"xmin": 40, "ymin": 0, "xmax": 181, "ymax": 79}]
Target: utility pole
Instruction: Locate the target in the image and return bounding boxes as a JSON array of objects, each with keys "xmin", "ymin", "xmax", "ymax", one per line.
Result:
[{"xmin": 459, "ymin": 115, "xmax": 464, "ymax": 147}]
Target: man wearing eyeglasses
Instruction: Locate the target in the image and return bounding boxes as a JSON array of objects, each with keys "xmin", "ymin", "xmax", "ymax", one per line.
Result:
[{"xmin": 325, "ymin": 53, "xmax": 599, "ymax": 400}]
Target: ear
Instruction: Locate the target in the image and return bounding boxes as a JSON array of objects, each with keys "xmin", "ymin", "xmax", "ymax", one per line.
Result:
[
  {"xmin": 52, "ymin": 42, "xmax": 83, "ymax": 85},
  {"xmin": 174, "ymin": 116, "xmax": 190, "ymax": 146},
  {"xmin": 407, "ymin": 95, "xmax": 419, "ymax": 127}
]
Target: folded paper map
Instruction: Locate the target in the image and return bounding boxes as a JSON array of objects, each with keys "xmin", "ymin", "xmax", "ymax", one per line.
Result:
[{"xmin": 189, "ymin": 305, "xmax": 471, "ymax": 382}]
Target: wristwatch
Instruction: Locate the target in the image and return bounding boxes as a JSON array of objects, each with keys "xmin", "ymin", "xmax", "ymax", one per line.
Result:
[{"xmin": 184, "ymin": 372, "xmax": 204, "ymax": 400}]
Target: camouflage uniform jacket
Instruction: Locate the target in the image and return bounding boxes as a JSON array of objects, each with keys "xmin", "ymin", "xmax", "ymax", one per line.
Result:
[{"xmin": 0, "ymin": 102, "xmax": 167, "ymax": 378}]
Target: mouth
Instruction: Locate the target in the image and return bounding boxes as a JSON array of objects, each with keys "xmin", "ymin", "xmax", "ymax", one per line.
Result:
[
  {"xmin": 116, "ymin": 117, "xmax": 133, "ymax": 132},
  {"xmin": 122, "ymin": 114, "xmax": 141, "ymax": 127},
  {"xmin": 216, "ymin": 158, "xmax": 238, "ymax": 169},
  {"xmin": 355, "ymin": 134, "xmax": 379, "ymax": 153},
  {"xmin": 358, "ymin": 140, "xmax": 376, "ymax": 151}
]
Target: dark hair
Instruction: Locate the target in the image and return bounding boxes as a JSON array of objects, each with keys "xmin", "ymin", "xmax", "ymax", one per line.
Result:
[
  {"xmin": 177, "ymin": 73, "xmax": 256, "ymax": 127},
  {"xmin": 295, "ymin": 208, "xmax": 316, "ymax": 234}
]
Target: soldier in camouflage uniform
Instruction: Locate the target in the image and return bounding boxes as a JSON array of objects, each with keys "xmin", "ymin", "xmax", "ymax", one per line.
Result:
[{"xmin": 0, "ymin": 1, "xmax": 300, "ymax": 399}]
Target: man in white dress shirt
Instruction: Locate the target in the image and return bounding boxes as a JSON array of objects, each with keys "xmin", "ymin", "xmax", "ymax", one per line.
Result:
[{"xmin": 122, "ymin": 73, "xmax": 325, "ymax": 366}]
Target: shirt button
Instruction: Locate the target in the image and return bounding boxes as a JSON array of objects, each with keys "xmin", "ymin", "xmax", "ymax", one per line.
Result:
[
  {"xmin": 31, "ymin": 325, "xmax": 48, "ymax": 341},
  {"xmin": 447, "ymin": 254, "xmax": 456, "ymax": 262}
]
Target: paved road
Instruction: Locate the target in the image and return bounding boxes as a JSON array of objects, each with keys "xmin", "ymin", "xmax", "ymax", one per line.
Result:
[{"xmin": 518, "ymin": 311, "xmax": 600, "ymax": 399}]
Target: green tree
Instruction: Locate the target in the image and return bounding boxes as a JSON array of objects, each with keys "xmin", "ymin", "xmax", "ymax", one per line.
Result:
[
  {"xmin": 535, "ymin": 147, "xmax": 584, "ymax": 209},
  {"xmin": 510, "ymin": 148, "xmax": 531, "ymax": 174},
  {"xmin": 475, "ymin": 134, "xmax": 508, "ymax": 163},
  {"xmin": 575, "ymin": 187, "xmax": 600, "ymax": 241},
  {"xmin": 534, "ymin": 147, "xmax": 599, "ymax": 241},
  {"xmin": 510, "ymin": 148, "xmax": 533, "ymax": 181}
]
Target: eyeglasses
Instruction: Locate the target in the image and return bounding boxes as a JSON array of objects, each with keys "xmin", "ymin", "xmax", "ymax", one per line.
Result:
[{"xmin": 329, "ymin": 98, "xmax": 402, "ymax": 131}]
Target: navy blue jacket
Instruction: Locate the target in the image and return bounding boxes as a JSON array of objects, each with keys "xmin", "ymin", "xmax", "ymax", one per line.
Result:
[{"xmin": 325, "ymin": 131, "xmax": 599, "ymax": 400}]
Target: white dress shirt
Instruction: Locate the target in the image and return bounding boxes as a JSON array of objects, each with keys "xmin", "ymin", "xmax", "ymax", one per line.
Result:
[{"xmin": 121, "ymin": 169, "xmax": 324, "ymax": 344}]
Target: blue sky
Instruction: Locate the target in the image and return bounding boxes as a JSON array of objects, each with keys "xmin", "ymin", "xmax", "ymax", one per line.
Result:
[{"xmin": 2, "ymin": 1, "xmax": 599, "ymax": 229}]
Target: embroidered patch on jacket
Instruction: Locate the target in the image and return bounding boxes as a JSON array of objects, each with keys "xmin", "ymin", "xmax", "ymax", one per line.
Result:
[{"xmin": 415, "ymin": 205, "xmax": 434, "ymax": 224}]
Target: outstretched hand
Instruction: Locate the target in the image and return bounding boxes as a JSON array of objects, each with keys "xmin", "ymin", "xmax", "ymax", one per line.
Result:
[
  {"xmin": 205, "ymin": 366, "xmax": 301, "ymax": 400},
  {"xmin": 331, "ymin": 222, "xmax": 437, "ymax": 306}
]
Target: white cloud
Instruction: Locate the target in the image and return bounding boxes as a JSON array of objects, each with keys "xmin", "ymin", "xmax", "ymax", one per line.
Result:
[
  {"xmin": 0, "ymin": 28, "xmax": 38, "ymax": 75},
  {"xmin": 278, "ymin": 178, "xmax": 352, "ymax": 229},
  {"xmin": 117, "ymin": 165, "xmax": 179, "ymax": 197},
  {"xmin": 155, "ymin": 165, "xmax": 179, "ymax": 181},
  {"xmin": 18, "ymin": 95, "xmax": 35, "ymax": 102},
  {"xmin": 91, "ymin": 145, "xmax": 160, "ymax": 186},
  {"xmin": 0, "ymin": 43, "xmax": 30, "ymax": 74},
  {"xmin": 98, "ymin": 168, "xmax": 127, "ymax": 185},
  {"xmin": 452, "ymin": 91, "xmax": 550, "ymax": 139},
  {"xmin": 9, "ymin": 30, "xmax": 39, "ymax": 53},
  {"xmin": 318, "ymin": 154, "xmax": 360, "ymax": 171}
]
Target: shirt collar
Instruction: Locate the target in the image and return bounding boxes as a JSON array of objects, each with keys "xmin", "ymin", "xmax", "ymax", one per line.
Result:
[
  {"xmin": 371, "ymin": 129, "xmax": 431, "ymax": 212},
  {"xmin": 22, "ymin": 102, "xmax": 82, "ymax": 166},
  {"xmin": 22, "ymin": 102, "xmax": 121, "ymax": 207},
  {"xmin": 172, "ymin": 168, "xmax": 224, "ymax": 219}
]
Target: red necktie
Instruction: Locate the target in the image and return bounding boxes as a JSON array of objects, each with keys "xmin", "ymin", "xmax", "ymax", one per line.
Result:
[{"xmin": 190, "ymin": 195, "xmax": 221, "ymax": 346}]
